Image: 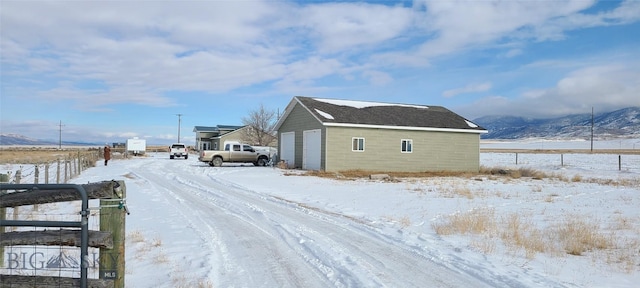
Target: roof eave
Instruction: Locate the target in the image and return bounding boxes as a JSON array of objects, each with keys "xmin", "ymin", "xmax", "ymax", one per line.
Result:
[
  {"xmin": 323, "ymin": 122, "xmax": 488, "ymax": 134},
  {"xmin": 274, "ymin": 96, "xmax": 324, "ymax": 131}
]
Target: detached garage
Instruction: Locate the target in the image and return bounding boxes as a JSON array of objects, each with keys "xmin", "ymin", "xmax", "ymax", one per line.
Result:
[{"xmin": 274, "ymin": 96, "xmax": 487, "ymax": 173}]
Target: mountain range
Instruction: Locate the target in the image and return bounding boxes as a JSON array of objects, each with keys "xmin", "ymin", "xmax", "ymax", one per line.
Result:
[
  {"xmin": 1, "ymin": 107, "xmax": 639, "ymax": 145},
  {"xmin": 0, "ymin": 133, "xmax": 98, "ymax": 146},
  {"xmin": 472, "ymin": 107, "xmax": 640, "ymax": 139}
]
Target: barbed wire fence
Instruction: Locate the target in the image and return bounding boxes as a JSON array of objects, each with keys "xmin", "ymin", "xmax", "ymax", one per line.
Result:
[{"xmin": 1, "ymin": 150, "xmax": 101, "ymax": 185}]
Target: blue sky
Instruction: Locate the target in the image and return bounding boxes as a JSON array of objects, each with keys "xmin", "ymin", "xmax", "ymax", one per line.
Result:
[{"xmin": 1, "ymin": 0, "xmax": 639, "ymax": 145}]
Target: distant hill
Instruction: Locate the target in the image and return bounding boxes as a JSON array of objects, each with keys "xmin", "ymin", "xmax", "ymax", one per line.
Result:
[
  {"xmin": 3, "ymin": 107, "xmax": 639, "ymax": 144},
  {"xmin": 0, "ymin": 133, "xmax": 98, "ymax": 146},
  {"xmin": 473, "ymin": 107, "xmax": 640, "ymax": 139}
]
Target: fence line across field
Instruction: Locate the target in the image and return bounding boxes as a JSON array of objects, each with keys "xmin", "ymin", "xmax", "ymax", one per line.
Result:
[
  {"xmin": 1, "ymin": 150, "xmax": 100, "ymax": 185},
  {"xmin": 482, "ymin": 152, "xmax": 640, "ymax": 173}
]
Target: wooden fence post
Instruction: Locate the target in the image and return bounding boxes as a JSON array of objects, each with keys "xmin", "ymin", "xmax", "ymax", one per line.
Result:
[
  {"xmin": 34, "ymin": 164, "xmax": 39, "ymax": 184},
  {"xmin": 15, "ymin": 169, "xmax": 21, "ymax": 184},
  {"xmin": 100, "ymin": 181, "xmax": 127, "ymax": 288},
  {"xmin": 56, "ymin": 159, "xmax": 61, "ymax": 184},
  {"xmin": 45, "ymin": 163, "xmax": 50, "ymax": 184},
  {"xmin": 13, "ymin": 170, "xmax": 21, "ymax": 231},
  {"xmin": 74, "ymin": 154, "xmax": 78, "ymax": 177},
  {"xmin": 64, "ymin": 159, "xmax": 69, "ymax": 183},
  {"xmin": 0, "ymin": 173, "xmax": 8, "ymax": 268},
  {"xmin": 34, "ymin": 165, "xmax": 39, "ymax": 211}
]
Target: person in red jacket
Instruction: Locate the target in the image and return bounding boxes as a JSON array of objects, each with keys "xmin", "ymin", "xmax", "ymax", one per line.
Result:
[{"xmin": 104, "ymin": 144, "xmax": 111, "ymax": 166}]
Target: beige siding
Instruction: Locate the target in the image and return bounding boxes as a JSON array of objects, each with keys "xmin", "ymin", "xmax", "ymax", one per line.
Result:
[
  {"xmin": 325, "ymin": 127, "xmax": 480, "ymax": 172},
  {"xmin": 277, "ymin": 103, "xmax": 325, "ymax": 169},
  {"xmin": 219, "ymin": 127, "xmax": 249, "ymax": 149}
]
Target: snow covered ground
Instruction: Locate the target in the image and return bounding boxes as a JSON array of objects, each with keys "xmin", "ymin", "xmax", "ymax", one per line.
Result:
[{"xmin": 2, "ymin": 139, "xmax": 639, "ymax": 287}]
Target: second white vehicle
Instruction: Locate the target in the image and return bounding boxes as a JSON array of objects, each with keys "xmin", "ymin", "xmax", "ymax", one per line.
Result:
[{"xmin": 170, "ymin": 143, "xmax": 188, "ymax": 159}]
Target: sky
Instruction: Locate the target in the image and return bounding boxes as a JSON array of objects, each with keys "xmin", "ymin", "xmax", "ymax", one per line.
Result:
[{"xmin": 1, "ymin": 0, "xmax": 640, "ymax": 145}]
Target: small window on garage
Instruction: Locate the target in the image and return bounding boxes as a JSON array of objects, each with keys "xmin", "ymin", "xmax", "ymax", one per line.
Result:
[
  {"xmin": 352, "ymin": 137, "xmax": 365, "ymax": 152},
  {"xmin": 401, "ymin": 139, "xmax": 413, "ymax": 153}
]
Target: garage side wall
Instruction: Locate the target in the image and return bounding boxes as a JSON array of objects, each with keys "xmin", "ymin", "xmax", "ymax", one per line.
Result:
[
  {"xmin": 277, "ymin": 104, "xmax": 325, "ymax": 169},
  {"xmin": 325, "ymin": 127, "xmax": 480, "ymax": 172}
]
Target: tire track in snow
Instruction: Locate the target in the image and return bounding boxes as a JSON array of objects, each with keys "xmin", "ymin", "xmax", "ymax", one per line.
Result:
[
  {"xmin": 130, "ymin": 160, "xmax": 330, "ymax": 287},
  {"xmin": 130, "ymin": 158, "xmax": 558, "ymax": 287}
]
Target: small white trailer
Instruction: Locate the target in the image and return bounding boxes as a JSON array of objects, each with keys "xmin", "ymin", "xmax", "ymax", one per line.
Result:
[{"xmin": 126, "ymin": 137, "xmax": 146, "ymax": 156}]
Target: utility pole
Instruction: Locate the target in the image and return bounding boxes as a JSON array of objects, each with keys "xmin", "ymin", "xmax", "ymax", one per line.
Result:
[
  {"xmin": 176, "ymin": 114, "xmax": 183, "ymax": 143},
  {"xmin": 58, "ymin": 120, "xmax": 65, "ymax": 149},
  {"xmin": 590, "ymin": 107, "xmax": 594, "ymax": 152}
]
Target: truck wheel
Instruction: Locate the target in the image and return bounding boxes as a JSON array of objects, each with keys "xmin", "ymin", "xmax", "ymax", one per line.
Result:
[
  {"xmin": 212, "ymin": 157, "xmax": 223, "ymax": 167},
  {"xmin": 185, "ymin": 155, "xmax": 188, "ymax": 160},
  {"xmin": 256, "ymin": 157, "xmax": 268, "ymax": 167},
  {"xmin": 170, "ymin": 155, "xmax": 174, "ymax": 159}
]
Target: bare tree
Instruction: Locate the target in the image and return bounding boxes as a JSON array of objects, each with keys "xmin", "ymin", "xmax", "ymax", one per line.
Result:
[{"xmin": 241, "ymin": 103, "xmax": 278, "ymax": 146}]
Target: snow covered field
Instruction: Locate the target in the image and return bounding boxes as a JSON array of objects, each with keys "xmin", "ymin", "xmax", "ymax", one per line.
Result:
[{"xmin": 2, "ymin": 140, "xmax": 639, "ymax": 287}]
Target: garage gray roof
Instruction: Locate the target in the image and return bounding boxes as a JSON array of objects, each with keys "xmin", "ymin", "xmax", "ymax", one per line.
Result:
[{"xmin": 284, "ymin": 96, "xmax": 486, "ymax": 133}]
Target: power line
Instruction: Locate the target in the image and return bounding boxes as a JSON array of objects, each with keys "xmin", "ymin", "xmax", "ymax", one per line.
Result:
[
  {"xmin": 58, "ymin": 120, "xmax": 65, "ymax": 149},
  {"xmin": 176, "ymin": 114, "xmax": 183, "ymax": 143}
]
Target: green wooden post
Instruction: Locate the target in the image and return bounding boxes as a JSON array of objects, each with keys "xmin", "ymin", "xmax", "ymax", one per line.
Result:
[{"xmin": 100, "ymin": 181, "xmax": 127, "ymax": 288}]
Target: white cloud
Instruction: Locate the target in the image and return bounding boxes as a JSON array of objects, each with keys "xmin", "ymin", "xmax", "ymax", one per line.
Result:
[
  {"xmin": 362, "ymin": 70, "xmax": 393, "ymax": 86},
  {"xmin": 443, "ymin": 82, "xmax": 492, "ymax": 98},
  {"xmin": 504, "ymin": 49, "xmax": 523, "ymax": 58},
  {"xmin": 300, "ymin": 2, "xmax": 414, "ymax": 53},
  {"xmin": 457, "ymin": 64, "xmax": 640, "ymax": 119},
  {"xmin": 379, "ymin": 0, "xmax": 640, "ymax": 66}
]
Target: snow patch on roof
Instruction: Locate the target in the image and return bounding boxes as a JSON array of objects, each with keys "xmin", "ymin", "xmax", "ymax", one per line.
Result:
[
  {"xmin": 315, "ymin": 109, "xmax": 334, "ymax": 120},
  {"xmin": 314, "ymin": 98, "xmax": 428, "ymax": 109},
  {"xmin": 465, "ymin": 120, "xmax": 478, "ymax": 128}
]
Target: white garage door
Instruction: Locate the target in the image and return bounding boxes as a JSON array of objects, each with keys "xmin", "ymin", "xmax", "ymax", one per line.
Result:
[
  {"xmin": 280, "ymin": 132, "xmax": 295, "ymax": 168},
  {"xmin": 303, "ymin": 129, "xmax": 321, "ymax": 170}
]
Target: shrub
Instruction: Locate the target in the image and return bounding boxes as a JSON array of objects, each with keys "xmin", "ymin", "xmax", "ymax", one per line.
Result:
[
  {"xmin": 553, "ymin": 218, "xmax": 614, "ymax": 256},
  {"xmin": 432, "ymin": 208, "xmax": 496, "ymax": 235},
  {"xmin": 500, "ymin": 214, "xmax": 548, "ymax": 258}
]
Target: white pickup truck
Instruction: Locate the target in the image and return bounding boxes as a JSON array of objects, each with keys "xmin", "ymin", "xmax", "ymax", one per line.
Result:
[
  {"xmin": 169, "ymin": 143, "xmax": 188, "ymax": 159},
  {"xmin": 198, "ymin": 142, "xmax": 270, "ymax": 167}
]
